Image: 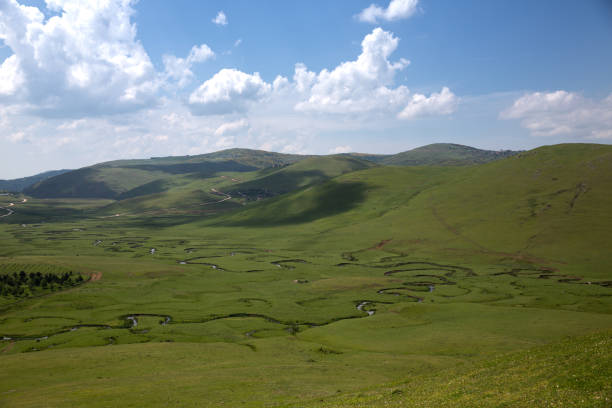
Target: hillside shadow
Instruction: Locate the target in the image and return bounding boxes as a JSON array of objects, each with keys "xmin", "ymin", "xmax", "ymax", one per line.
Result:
[
  {"xmin": 227, "ymin": 180, "xmax": 369, "ymax": 227},
  {"xmin": 118, "ymin": 179, "xmax": 172, "ymax": 200},
  {"xmin": 117, "ymin": 215, "xmax": 204, "ymax": 229},
  {"xmin": 226, "ymin": 169, "xmax": 333, "ymax": 199},
  {"xmin": 25, "ymin": 168, "xmax": 117, "ymax": 199}
]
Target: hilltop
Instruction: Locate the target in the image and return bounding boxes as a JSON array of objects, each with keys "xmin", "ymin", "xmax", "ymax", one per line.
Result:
[
  {"xmin": 380, "ymin": 143, "xmax": 518, "ymax": 166},
  {"xmin": 23, "ymin": 144, "xmax": 517, "ymax": 200},
  {"xmin": 24, "ymin": 149, "xmax": 307, "ymax": 199}
]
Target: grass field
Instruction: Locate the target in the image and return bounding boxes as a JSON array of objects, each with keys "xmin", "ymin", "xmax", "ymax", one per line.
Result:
[{"xmin": 0, "ymin": 144, "xmax": 610, "ymax": 407}]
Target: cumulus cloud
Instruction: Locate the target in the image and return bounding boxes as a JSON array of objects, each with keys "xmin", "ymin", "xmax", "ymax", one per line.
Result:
[
  {"xmin": 214, "ymin": 119, "xmax": 249, "ymax": 136},
  {"xmin": 294, "ymin": 28, "xmax": 411, "ymax": 114},
  {"xmin": 293, "ymin": 63, "xmax": 317, "ymax": 93},
  {"xmin": 500, "ymin": 91, "xmax": 612, "ymax": 138},
  {"xmin": 0, "ymin": 0, "xmax": 161, "ymax": 116},
  {"xmin": 212, "ymin": 11, "xmax": 228, "ymax": 26},
  {"xmin": 398, "ymin": 87, "xmax": 458, "ymax": 119},
  {"xmin": 188, "ymin": 69, "xmax": 271, "ymax": 115},
  {"xmin": 358, "ymin": 0, "xmax": 419, "ymax": 24},
  {"xmin": 0, "ymin": 55, "xmax": 24, "ymax": 96},
  {"xmin": 163, "ymin": 44, "xmax": 214, "ymax": 87},
  {"xmin": 272, "ymin": 75, "xmax": 290, "ymax": 92}
]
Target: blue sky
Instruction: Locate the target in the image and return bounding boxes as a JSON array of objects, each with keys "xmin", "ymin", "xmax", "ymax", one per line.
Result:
[{"xmin": 1, "ymin": 0, "xmax": 611, "ymax": 178}]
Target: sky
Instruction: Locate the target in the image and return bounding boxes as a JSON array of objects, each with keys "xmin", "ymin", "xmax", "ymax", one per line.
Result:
[{"xmin": 1, "ymin": 0, "xmax": 611, "ymax": 178}]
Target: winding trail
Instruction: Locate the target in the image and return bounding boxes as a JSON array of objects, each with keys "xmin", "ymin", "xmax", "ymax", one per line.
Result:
[
  {"xmin": 0, "ymin": 207, "xmax": 14, "ymax": 218},
  {"xmin": 203, "ymin": 188, "xmax": 232, "ymax": 205},
  {"xmin": 0, "ymin": 197, "xmax": 27, "ymax": 218},
  {"xmin": 99, "ymin": 188, "xmax": 233, "ymax": 219}
]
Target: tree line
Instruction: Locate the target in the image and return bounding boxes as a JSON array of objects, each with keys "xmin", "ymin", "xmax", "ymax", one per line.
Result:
[{"xmin": 0, "ymin": 271, "xmax": 84, "ymax": 297}]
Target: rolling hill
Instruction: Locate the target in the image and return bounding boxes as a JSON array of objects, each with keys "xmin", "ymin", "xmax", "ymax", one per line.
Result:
[
  {"xmin": 0, "ymin": 169, "xmax": 71, "ymax": 192},
  {"xmin": 212, "ymin": 143, "xmax": 612, "ymax": 279},
  {"xmin": 24, "ymin": 149, "xmax": 308, "ymax": 199},
  {"xmin": 380, "ymin": 143, "xmax": 519, "ymax": 166},
  {"xmin": 23, "ymin": 144, "xmax": 518, "ymax": 200}
]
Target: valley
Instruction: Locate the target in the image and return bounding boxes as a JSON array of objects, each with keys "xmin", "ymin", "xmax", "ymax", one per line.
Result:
[{"xmin": 0, "ymin": 143, "xmax": 611, "ymax": 407}]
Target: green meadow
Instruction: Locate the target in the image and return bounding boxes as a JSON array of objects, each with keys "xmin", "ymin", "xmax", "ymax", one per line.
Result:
[{"xmin": 0, "ymin": 144, "xmax": 610, "ymax": 407}]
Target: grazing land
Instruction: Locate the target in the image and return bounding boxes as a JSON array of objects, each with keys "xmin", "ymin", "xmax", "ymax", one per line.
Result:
[{"xmin": 0, "ymin": 143, "xmax": 610, "ymax": 407}]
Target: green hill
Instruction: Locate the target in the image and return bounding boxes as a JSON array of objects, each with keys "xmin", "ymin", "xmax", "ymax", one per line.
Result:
[
  {"xmin": 379, "ymin": 143, "xmax": 518, "ymax": 166},
  {"xmin": 90, "ymin": 155, "xmax": 373, "ymax": 217},
  {"xmin": 23, "ymin": 145, "xmax": 518, "ymax": 200},
  {"xmin": 24, "ymin": 149, "xmax": 307, "ymax": 199},
  {"xmin": 217, "ymin": 143, "xmax": 612, "ymax": 278},
  {"xmin": 225, "ymin": 155, "xmax": 376, "ymax": 201},
  {"xmin": 0, "ymin": 169, "xmax": 71, "ymax": 192}
]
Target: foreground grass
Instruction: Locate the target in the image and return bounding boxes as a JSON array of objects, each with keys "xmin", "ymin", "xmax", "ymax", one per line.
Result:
[{"xmin": 297, "ymin": 330, "xmax": 612, "ymax": 408}]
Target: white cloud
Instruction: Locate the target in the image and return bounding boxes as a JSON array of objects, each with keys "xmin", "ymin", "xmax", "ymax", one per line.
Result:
[
  {"xmin": 293, "ymin": 63, "xmax": 317, "ymax": 93},
  {"xmin": 329, "ymin": 145, "xmax": 353, "ymax": 154},
  {"xmin": 188, "ymin": 69, "xmax": 271, "ymax": 115},
  {"xmin": 0, "ymin": 55, "xmax": 24, "ymax": 96},
  {"xmin": 57, "ymin": 119, "xmax": 86, "ymax": 130},
  {"xmin": 398, "ymin": 87, "xmax": 458, "ymax": 119},
  {"xmin": 0, "ymin": 0, "xmax": 161, "ymax": 116},
  {"xmin": 294, "ymin": 28, "xmax": 411, "ymax": 114},
  {"xmin": 163, "ymin": 44, "xmax": 214, "ymax": 87},
  {"xmin": 272, "ymin": 75, "xmax": 290, "ymax": 92},
  {"xmin": 212, "ymin": 11, "xmax": 228, "ymax": 26},
  {"xmin": 214, "ymin": 119, "xmax": 249, "ymax": 136},
  {"xmin": 501, "ymin": 90, "xmax": 576, "ymax": 119},
  {"xmin": 500, "ymin": 91, "xmax": 612, "ymax": 138},
  {"xmin": 7, "ymin": 131, "xmax": 25, "ymax": 142},
  {"xmin": 358, "ymin": 0, "xmax": 419, "ymax": 24},
  {"xmin": 185, "ymin": 28, "xmax": 456, "ymax": 121},
  {"xmin": 234, "ymin": 38, "xmax": 242, "ymax": 47}
]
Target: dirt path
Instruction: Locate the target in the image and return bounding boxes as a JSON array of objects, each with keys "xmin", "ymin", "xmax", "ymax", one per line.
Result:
[
  {"xmin": 370, "ymin": 239, "xmax": 392, "ymax": 250},
  {"xmin": 201, "ymin": 189, "xmax": 232, "ymax": 205},
  {"xmin": 99, "ymin": 188, "xmax": 232, "ymax": 218},
  {"xmin": 89, "ymin": 272, "xmax": 103, "ymax": 282},
  {"xmin": 0, "ymin": 207, "xmax": 14, "ymax": 218},
  {"xmin": 1, "ymin": 341, "xmax": 15, "ymax": 353},
  {"xmin": 0, "ymin": 197, "xmax": 28, "ymax": 218}
]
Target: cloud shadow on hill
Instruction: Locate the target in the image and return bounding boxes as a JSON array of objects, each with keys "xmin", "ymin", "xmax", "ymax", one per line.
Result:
[{"xmin": 225, "ymin": 180, "xmax": 370, "ymax": 227}]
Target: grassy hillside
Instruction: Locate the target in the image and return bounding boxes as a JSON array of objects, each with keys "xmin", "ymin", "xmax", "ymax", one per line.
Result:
[
  {"xmin": 23, "ymin": 145, "xmax": 518, "ymax": 200},
  {"xmin": 0, "ymin": 169, "xmax": 71, "ymax": 192},
  {"xmin": 24, "ymin": 149, "xmax": 308, "ymax": 199},
  {"xmin": 380, "ymin": 143, "xmax": 518, "ymax": 166},
  {"xmin": 217, "ymin": 144, "xmax": 612, "ymax": 275},
  {"xmin": 225, "ymin": 156, "xmax": 376, "ymax": 201},
  {"xmin": 0, "ymin": 143, "xmax": 610, "ymax": 407},
  {"xmin": 91, "ymin": 155, "xmax": 373, "ymax": 217},
  {"xmin": 300, "ymin": 329, "xmax": 612, "ymax": 407}
]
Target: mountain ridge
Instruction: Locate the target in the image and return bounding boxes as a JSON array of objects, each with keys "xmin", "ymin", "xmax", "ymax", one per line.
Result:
[{"xmin": 23, "ymin": 143, "xmax": 520, "ymax": 199}]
